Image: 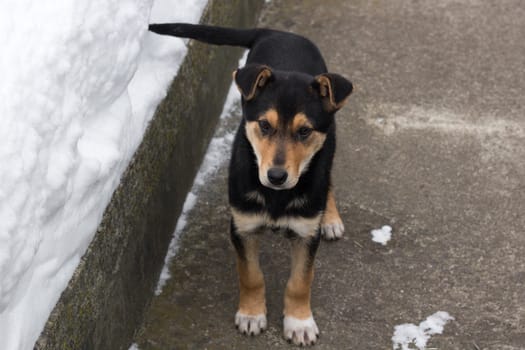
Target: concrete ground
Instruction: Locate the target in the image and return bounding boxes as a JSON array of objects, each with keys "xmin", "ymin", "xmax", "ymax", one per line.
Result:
[{"xmin": 134, "ymin": 1, "xmax": 525, "ymax": 349}]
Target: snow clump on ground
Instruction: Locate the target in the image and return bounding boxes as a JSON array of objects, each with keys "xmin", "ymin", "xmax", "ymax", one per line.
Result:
[
  {"xmin": 371, "ymin": 225, "xmax": 392, "ymax": 245},
  {"xmin": 392, "ymin": 311, "xmax": 454, "ymax": 350}
]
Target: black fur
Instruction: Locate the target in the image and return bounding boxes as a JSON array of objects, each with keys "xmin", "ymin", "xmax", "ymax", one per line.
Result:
[
  {"xmin": 148, "ymin": 23, "xmax": 351, "ymax": 221},
  {"xmin": 150, "ymin": 22, "xmax": 353, "ymax": 342}
]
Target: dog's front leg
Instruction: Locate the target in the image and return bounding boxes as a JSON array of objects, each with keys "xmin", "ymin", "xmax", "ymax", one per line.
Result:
[
  {"xmin": 283, "ymin": 230, "xmax": 321, "ymax": 346},
  {"xmin": 321, "ymin": 189, "xmax": 345, "ymax": 240},
  {"xmin": 230, "ymin": 218, "xmax": 267, "ymax": 336}
]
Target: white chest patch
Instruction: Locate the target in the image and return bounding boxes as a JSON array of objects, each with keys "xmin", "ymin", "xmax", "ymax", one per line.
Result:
[{"xmin": 231, "ymin": 208, "xmax": 321, "ymax": 237}]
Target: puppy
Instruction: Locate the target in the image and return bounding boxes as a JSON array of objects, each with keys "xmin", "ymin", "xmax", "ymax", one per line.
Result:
[{"xmin": 149, "ymin": 23, "xmax": 353, "ymax": 346}]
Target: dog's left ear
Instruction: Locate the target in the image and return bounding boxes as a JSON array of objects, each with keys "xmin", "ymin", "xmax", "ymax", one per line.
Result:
[
  {"xmin": 313, "ymin": 73, "xmax": 353, "ymax": 112},
  {"xmin": 233, "ymin": 64, "xmax": 273, "ymax": 101}
]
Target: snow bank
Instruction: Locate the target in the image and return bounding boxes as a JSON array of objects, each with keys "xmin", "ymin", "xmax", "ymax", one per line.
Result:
[
  {"xmin": 0, "ymin": 0, "xmax": 206, "ymax": 349},
  {"xmin": 392, "ymin": 311, "xmax": 454, "ymax": 350}
]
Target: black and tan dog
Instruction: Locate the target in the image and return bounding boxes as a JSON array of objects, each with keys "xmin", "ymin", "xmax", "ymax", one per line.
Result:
[{"xmin": 149, "ymin": 23, "xmax": 353, "ymax": 346}]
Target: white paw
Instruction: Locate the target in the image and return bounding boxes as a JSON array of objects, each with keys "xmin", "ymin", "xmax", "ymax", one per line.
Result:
[
  {"xmin": 321, "ymin": 220, "xmax": 344, "ymax": 240},
  {"xmin": 235, "ymin": 311, "xmax": 267, "ymax": 336},
  {"xmin": 283, "ymin": 315, "xmax": 319, "ymax": 346}
]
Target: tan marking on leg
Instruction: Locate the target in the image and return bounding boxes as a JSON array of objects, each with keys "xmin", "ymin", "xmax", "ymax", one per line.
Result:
[
  {"xmin": 282, "ymin": 237, "xmax": 320, "ymax": 345},
  {"xmin": 284, "ymin": 239, "xmax": 314, "ymax": 319},
  {"xmin": 323, "ymin": 190, "xmax": 341, "ymax": 224},
  {"xmin": 237, "ymin": 237, "xmax": 266, "ymax": 316},
  {"xmin": 321, "ymin": 189, "xmax": 345, "ymax": 240}
]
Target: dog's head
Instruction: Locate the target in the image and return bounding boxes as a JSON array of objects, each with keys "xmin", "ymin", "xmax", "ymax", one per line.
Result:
[{"xmin": 234, "ymin": 64, "xmax": 353, "ymax": 190}]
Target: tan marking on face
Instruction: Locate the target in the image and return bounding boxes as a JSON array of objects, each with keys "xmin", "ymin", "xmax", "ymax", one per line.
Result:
[
  {"xmin": 284, "ymin": 130, "xmax": 326, "ymax": 180},
  {"xmin": 245, "ymin": 111, "xmax": 327, "ymax": 190},
  {"xmin": 256, "ymin": 109, "xmax": 279, "ymax": 177},
  {"xmin": 291, "ymin": 113, "xmax": 313, "ymax": 133},
  {"xmin": 245, "ymin": 120, "xmax": 279, "ymax": 188},
  {"xmin": 245, "ymin": 115, "xmax": 281, "ymax": 189},
  {"xmin": 286, "ymin": 112, "xmax": 325, "ymax": 184},
  {"xmin": 262, "ymin": 109, "xmax": 279, "ymax": 129}
]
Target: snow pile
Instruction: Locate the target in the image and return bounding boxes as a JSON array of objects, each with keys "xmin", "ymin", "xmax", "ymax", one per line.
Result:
[
  {"xmin": 0, "ymin": 0, "xmax": 206, "ymax": 349},
  {"xmin": 392, "ymin": 311, "xmax": 454, "ymax": 350},
  {"xmin": 371, "ymin": 225, "xmax": 392, "ymax": 245},
  {"xmin": 155, "ymin": 52, "xmax": 246, "ymax": 295}
]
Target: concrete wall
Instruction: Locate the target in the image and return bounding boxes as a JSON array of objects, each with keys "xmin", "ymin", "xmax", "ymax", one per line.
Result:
[{"xmin": 35, "ymin": 1, "xmax": 263, "ymax": 349}]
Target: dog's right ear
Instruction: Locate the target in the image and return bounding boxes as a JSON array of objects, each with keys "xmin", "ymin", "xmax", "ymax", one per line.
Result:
[
  {"xmin": 233, "ymin": 64, "xmax": 273, "ymax": 101},
  {"xmin": 313, "ymin": 73, "xmax": 353, "ymax": 113}
]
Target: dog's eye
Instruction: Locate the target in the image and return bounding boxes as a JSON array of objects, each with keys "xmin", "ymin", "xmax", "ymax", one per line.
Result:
[
  {"xmin": 297, "ymin": 126, "xmax": 313, "ymax": 140},
  {"xmin": 258, "ymin": 120, "xmax": 272, "ymax": 135}
]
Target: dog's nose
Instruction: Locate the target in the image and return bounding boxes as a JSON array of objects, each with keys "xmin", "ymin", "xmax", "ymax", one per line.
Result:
[{"xmin": 267, "ymin": 168, "xmax": 288, "ymax": 186}]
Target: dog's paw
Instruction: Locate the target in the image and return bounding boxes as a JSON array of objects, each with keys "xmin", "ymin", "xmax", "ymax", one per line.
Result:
[
  {"xmin": 283, "ymin": 315, "xmax": 319, "ymax": 346},
  {"xmin": 235, "ymin": 311, "xmax": 267, "ymax": 336},
  {"xmin": 321, "ymin": 218, "xmax": 344, "ymax": 240}
]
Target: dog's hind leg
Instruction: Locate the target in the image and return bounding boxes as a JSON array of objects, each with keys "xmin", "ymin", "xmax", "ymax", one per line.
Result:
[
  {"xmin": 283, "ymin": 232, "xmax": 321, "ymax": 346},
  {"xmin": 230, "ymin": 218, "xmax": 267, "ymax": 336},
  {"xmin": 320, "ymin": 189, "xmax": 345, "ymax": 240}
]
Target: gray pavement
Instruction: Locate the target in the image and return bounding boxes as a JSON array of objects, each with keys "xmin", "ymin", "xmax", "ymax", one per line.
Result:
[{"xmin": 134, "ymin": 1, "xmax": 525, "ymax": 349}]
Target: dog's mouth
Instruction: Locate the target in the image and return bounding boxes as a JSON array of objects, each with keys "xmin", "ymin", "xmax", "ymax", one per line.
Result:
[
  {"xmin": 260, "ymin": 179, "xmax": 297, "ymax": 191},
  {"xmin": 263, "ymin": 183, "xmax": 289, "ymax": 191}
]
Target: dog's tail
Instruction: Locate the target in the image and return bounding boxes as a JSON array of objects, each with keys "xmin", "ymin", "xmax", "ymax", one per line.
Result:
[{"xmin": 148, "ymin": 23, "xmax": 270, "ymax": 49}]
